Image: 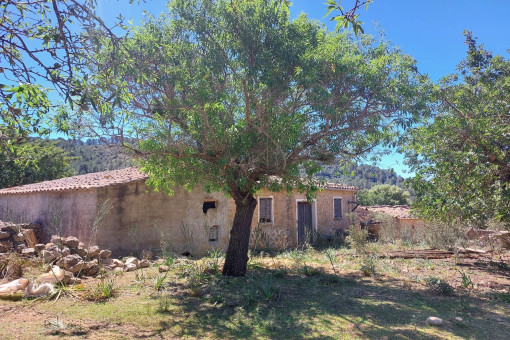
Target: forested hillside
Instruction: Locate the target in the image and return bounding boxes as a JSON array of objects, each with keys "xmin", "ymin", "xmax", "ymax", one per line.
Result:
[
  {"xmin": 56, "ymin": 139, "xmax": 406, "ymax": 189},
  {"xmin": 314, "ymin": 163, "xmax": 407, "ymax": 189},
  {"xmin": 55, "ymin": 139, "xmax": 133, "ymax": 175}
]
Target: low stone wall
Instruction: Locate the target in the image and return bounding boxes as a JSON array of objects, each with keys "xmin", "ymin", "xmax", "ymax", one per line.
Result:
[{"xmin": 250, "ymin": 224, "xmax": 292, "ymax": 250}]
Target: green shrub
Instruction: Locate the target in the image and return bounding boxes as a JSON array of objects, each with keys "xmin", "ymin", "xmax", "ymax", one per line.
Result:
[
  {"xmin": 425, "ymin": 277, "xmax": 454, "ymax": 296},
  {"xmin": 361, "ymin": 254, "xmax": 377, "ymax": 276},
  {"xmin": 346, "ymin": 225, "xmax": 368, "ymax": 253}
]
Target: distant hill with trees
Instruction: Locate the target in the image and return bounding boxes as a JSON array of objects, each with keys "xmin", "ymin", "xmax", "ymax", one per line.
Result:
[
  {"xmin": 314, "ymin": 163, "xmax": 408, "ymax": 190},
  {"xmin": 55, "ymin": 138, "xmax": 133, "ymax": 175},
  {"xmin": 56, "ymin": 139, "xmax": 408, "ymax": 190}
]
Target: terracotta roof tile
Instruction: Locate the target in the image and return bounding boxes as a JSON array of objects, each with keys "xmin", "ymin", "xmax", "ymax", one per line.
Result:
[
  {"xmin": 0, "ymin": 168, "xmax": 148, "ymax": 195},
  {"xmin": 0, "ymin": 167, "xmax": 356, "ymax": 195},
  {"xmin": 321, "ymin": 182, "xmax": 357, "ymax": 191},
  {"xmin": 357, "ymin": 205, "xmax": 417, "ymax": 219}
]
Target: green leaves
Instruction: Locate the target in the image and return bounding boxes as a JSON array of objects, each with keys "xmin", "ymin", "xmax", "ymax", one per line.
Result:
[
  {"xmin": 0, "ymin": 139, "xmax": 75, "ymax": 189},
  {"xmin": 405, "ymin": 32, "xmax": 510, "ymax": 227},
  {"xmin": 323, "ymin": 0, "xmax": 372, "ymax": 35},
  {"xmin": 80, "ymin": 0, "xmax": 426, "ymax": 202}
]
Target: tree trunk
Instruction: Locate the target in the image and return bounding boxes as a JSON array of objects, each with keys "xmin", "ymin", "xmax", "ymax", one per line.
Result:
[{"xmin": 222, "ymin": 193, "xmax": 257, "ymax": 276}]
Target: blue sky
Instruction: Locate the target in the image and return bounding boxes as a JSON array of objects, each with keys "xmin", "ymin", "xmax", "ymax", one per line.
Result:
[{"xmin": 97, "ymin": 0, "xmax": 510, "ymax": 176}]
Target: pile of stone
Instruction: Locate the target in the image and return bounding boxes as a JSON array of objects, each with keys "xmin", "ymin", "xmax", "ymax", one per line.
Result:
[
  {"xmin": 0, "ymin": 220, "xmax": 159, "ymax": 299},
  {"xmin": 0, "ymin": 221, "xmax": 41, "ymax": 254}
]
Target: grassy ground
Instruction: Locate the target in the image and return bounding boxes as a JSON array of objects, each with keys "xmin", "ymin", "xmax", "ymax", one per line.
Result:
[{"xmin": 0, "ymin": 244, "xmax": 509, "ymax": 339}]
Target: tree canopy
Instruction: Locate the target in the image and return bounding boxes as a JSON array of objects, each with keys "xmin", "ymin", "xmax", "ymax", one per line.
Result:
[
  {"xmin": 357, "ymin": 184, "xmax": 410, "ymax": 206},
  {"xmin": 0, "ymin": 0, "xmax": 123, "ymax": 149},
  {"xmin": 405, "ymin": 32, "xmax": 510, "ymax": 229},
  {"xmin": 78, "ymin": 0, "xmax": 429, "ymax": 275},
  {"xmin": 0, "ymin": 139, "xmax": 75, "ymax": 189}
]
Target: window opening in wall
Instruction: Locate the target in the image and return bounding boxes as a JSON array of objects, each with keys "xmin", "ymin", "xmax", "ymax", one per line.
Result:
[
  {"xmin": 209, "ymin": 225, "xmax": 218, "ymax": 242},
  {"xmin": 334, "ymin": 198, "xmax": 342, "ymax": 219},
  {"xmin": 259, "ymin": 197, "xmax": 272, "ymax": 222},
  {"xmin": 203, "ymin": 201, "xmax": 216, "ymax": 214}
]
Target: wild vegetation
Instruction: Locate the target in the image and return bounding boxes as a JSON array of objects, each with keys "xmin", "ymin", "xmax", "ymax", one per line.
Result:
[
  {"xmin": 1, "ymin": 239, "xmax": 508, "ymax": 339},
  {"xmin": 75, "ymin": 0, "xmax": 429, "ymax": 276}
]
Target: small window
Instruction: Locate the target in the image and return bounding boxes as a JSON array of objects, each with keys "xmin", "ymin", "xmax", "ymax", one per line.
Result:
[
  {"xmin": 209, "ymin": 226, "xmax": 218, "ymax": 242},
  {"xmin": 334, "ymin": 198, "xmax": 342, "ymax": 219},
  {"xmin": 203, "ymin": 201, "xmax": 216, "ymax": 214},
  {"xmin": 259, "ymin": 198, "xmax": 272, "ymax": 223}
]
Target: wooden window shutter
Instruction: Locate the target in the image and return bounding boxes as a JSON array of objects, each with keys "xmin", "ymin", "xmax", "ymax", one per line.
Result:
[
  {"xmin": 334, "ymin": 198, "xmax": 342, "ymax": 219},
  {"xmin": 259, "ymin": 198, "xmax": 272, "ymax": 222}
]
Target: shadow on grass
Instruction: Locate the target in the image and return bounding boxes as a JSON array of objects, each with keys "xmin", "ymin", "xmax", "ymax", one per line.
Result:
[{"xmin": 151, "ymin": 269, "xmax": 510, "ymax": 339}]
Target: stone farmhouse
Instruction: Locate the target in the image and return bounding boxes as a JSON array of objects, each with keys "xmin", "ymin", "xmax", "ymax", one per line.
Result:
[{"xmin": 0, "ymin": 168, "xmax": 357, "ymax": 256}]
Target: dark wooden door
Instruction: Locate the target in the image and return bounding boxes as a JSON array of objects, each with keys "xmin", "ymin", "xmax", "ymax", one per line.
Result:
[{"xmin": 297, "ymin": 202, "xmax": 313, "ymax": 244}]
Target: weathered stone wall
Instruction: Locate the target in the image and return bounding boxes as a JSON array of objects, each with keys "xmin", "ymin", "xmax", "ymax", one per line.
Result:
[
  {"xmin": 252, "ymin": 188, "xmax": 356, "ymax": 247},
  {"xmin": 0, "ymin": 180, "xmax": 356, "ymax": 254},
  {"xmin": 0, "ymin": 190, "xmax": 97, "ymax": 243},
  {"xmin": 95, "ymin": 181, "xmax": 234, "ymax": 257}
]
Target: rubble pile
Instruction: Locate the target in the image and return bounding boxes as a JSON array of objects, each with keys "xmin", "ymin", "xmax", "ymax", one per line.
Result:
[{"xmin": 0, "ymin": 220, "xmax": 157, "ymax": 299}]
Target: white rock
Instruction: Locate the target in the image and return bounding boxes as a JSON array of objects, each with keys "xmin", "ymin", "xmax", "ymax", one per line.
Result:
[
  {"xmin": 426, "ymin": 317, "xmax": 444, "ymax": 326},
  {"xmin": 0, "ymin": 278, "xmax": 29, "ymax": 296},
  {"xmin": 125, "ymin": 257, "xmax": 140, "ymax": 268},
  {"xmin": 124, "ymin": 263, "xmax": 137, "ymax": 272},
  {"xmin": 455, "ymin": 317, "xmax": 463, "ymax": 322},
  {"xmin": 25, "ymin": 282, "xmax": 54, "ymax": 297},
  {"xmin": 38, "ymin": 265, "xmax": 65, "ymax": 284}
]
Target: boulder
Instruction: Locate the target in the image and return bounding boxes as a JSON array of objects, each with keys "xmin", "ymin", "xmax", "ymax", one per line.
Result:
[
  {"xmin": 426, "ymin": 317, "xmax": 444, "ymax": 326},
  {"xmin": 113, "ymin": 267, "xmax": 124, "ymax": 273},
  {"xmin": 60, "ymin": 247, "xmax": 71, "ymax": 257},
  {"xmin": 158, "ymin": 265, "xmax": 170, "ymax": 273},
  {"xmin": 0, "ymin": 278, "xmax": 29, "ymax": 297},
  {"xmin": 13, "ymin": 232, "xmax": 25, "ymax": 242},
  {"xmin": 38, "ymin": 266, "xmax": 65, "ymax": 284},
  {"xmin": 139, "ymin": 259, "xmax": 151, "ymax": 268},
  {"xmin": 88, "ymin": 246, "xmax": 100, "ymax": 258},
  {"xmin": 83, "ymin": 259, "xmax": 99, "ymax": 276},
  {"xmin": 56, "ymin": 254, "xmax": 84, "ymax": 274},
  {"xmin": 40, "ymin": 250, "xmax": 57, "ymax": 262},
  {"xmin": 0, "ymin": 222, "xmax": 18, "ymax": 233},
  {"xmin": 50, "ymin": 235, "xmax": 63, "ymax": 244},
  {"xmin": 67, "ymin": 261, "xmax": 85, "ymax": 275},
  {"xmin": 141, "ymin": 250, "xmax": 153, "ymax": 260},
  {"xmin": 63, "ymin": 271, "xmax": 74, "ymax": 284},
  {"xmin": 125, "ymin": 257, "xmax": 139, "ymax": 269},
  {"xmin": 74, "ymin": 247, "xmax": 89, "ymax": 258},
  {"xmin": 63, "ymin": 236, "xmax": 79, "ymax": 249},
  {"xmin": 99, "ymin": 249, "xmax": 112, "ymax": 259},
  {"xmin": 25, "ymin": 282, "xmax": 54, "ymax": 297},
  {"xmin": 22, "ymin": 248, "xmax": 36, "ymax": 256},
  {"xmin": 108, "ymin": 259, "xmax": 124, "ymax": 269},
  {"xmin": 0, "ymin": 231, "xmax": 10, "ymax": 240},
  {"xmin": 124, "ymin": 263, "xmax": 137, "ymax": 272},
  {"xmin": 45, "ymin": 243, "xmax": 56, "ymax": 250}
]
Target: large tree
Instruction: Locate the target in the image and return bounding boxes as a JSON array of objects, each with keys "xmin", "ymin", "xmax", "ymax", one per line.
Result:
[
  {"xmin": 405, "ymin": 32, "xmax": 510, "ymax": 228},
  {"xmin": 357, "ymin": 184, "xmax": 410, "ymax": 206},
  {"xmin": 79, "ymin": 0, "xmax": 429, "ymax": 276}
]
